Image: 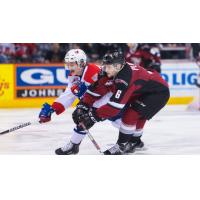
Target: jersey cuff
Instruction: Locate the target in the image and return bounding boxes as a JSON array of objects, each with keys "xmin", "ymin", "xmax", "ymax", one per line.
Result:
[{"xmin": 52, "ymin": 102, "xmax": 65, "ymax": 115}]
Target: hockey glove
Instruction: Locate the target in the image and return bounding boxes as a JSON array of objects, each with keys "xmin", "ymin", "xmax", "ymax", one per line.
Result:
[
  {"xmin": 72, "ymin": 102, "xmax": 90, "ymax": 125},
  {"xmin": 78, "ymin": 108, "xmax": 102, "ymax": 130},
  {"xmin": 39, "ymin": 103, "xmax": 55, "ymax": 123},
  {"xmin": 71, "ymin": 81, "xmax": 87, "ymax": 98}
]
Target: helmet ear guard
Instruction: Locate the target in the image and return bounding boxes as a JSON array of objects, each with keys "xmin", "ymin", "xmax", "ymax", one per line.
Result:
[{"xmin": 79, "ymin": 58, "xmax": 86, "ymax": 67}]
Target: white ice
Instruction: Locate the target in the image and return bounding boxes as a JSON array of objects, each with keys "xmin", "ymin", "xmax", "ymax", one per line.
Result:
[{"xmin": 0, "ymin": 105, "xmax": 200, "ymax": 154}]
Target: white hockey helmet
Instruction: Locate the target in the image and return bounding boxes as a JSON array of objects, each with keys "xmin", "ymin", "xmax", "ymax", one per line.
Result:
[{"xmin": 64, "ymin": 49, "xmax": 87, "ymax": 67}]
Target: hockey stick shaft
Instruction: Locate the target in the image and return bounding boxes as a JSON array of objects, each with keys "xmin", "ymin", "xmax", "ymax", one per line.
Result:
[
  {"xmin": 0, "ymin": 121, "xmax": 32, "ymax": 135},
  {"xmin": 79, "ymin": 123, "xmax": 102, "ymax": 154},
  {"xmin": 86, "ymin": 130, "xmax": 101, "ymax": 152}
]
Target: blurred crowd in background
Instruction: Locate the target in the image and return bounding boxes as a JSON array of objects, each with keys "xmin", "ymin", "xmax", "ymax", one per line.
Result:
[{"xmin": 0, "ymin": 43, "xmax": 200, "ymax": 64}]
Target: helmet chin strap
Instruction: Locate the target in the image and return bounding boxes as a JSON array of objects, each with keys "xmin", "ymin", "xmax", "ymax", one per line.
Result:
[
  {"xmin": 75, "ymin": 63, "xmax": 85, "ymax": 76},
  {"xmin": 78, "ymin": 61, "xmax": 86, "ymax": 68}
]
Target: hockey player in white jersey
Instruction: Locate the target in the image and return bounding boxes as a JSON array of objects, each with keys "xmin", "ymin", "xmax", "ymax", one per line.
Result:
[{"xmin": 38, "ymin": 49, "xmax": 101, "ymax": 154}]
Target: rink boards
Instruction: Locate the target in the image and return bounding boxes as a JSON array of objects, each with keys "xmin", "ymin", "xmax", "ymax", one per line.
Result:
[
  {"xmin": 0, "ymin": 64, "xmax": 78, "ymax": 108},
  {"xmin": 0, "ymin": 61, "xmax": 199, "ymax": 108}
]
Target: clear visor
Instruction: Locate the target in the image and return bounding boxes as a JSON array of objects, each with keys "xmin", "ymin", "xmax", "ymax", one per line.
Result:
[{"xmin": 64, "ymin": 61, "xmax": 78, "ymax": 71}]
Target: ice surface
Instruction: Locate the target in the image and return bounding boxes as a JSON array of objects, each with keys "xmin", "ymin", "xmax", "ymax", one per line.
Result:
[{"xmin": 0, "ymin": 105, "xmax": 200, "ymax": 155}]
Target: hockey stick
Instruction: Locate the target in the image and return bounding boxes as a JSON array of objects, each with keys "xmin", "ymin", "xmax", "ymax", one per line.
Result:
[
  {"xmin": 0, "ymin": 121, "xmax": 37, "ymax": 135},
  {"xmin": 79, "ymin": 122, "xmax": 103, "ymax": 154}
]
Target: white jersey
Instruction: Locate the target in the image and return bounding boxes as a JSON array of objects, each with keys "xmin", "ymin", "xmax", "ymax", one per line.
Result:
[
  {"xmin": 55, "ymin": 75, "xmax": 80, "ymax": 109},
  {"xmin": 51, "ymin": 63, "xmax": 101, "ymax": 115}
]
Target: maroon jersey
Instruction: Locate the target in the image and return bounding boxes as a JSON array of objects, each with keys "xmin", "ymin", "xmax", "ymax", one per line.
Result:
[
  {"xmin": 126, "ymin": 48, "xmax": 161, "ymax": 72},
  {"xmin": 82, "ymin": 62, "xmax": 169, "ymax": 119}
]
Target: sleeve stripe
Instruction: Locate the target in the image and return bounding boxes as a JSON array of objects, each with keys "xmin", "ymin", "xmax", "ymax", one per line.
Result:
[
  {"xmin": 107, "ymin": 101, "xmax": 125, "ymax": 109},
  {"xmin": 86, "ymin": 90, "xmax": 101, "ymax": 97},
  {"xmin": 81, "ymin": 65, "xmax": 88, "ymax": 82}
]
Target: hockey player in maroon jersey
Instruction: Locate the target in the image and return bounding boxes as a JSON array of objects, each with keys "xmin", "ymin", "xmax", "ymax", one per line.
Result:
[
  {"xmin": 126, "ymin": 44, "xmax": 162, "ymax": 73},
  {"xmin": 73, "ymin": 51, "xmax": 170, "ymax": 155},
  {"xmin": 38, "ymin": 49, "xmax": 101, "ymax": 155}
]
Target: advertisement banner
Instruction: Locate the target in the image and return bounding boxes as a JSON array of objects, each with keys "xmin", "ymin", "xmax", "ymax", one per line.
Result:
[
  {"xmin": 0, "ymin": 64, "xmax": 14, "ymax": 103},
  {"xmin": 14, "ymin": 64, "xmax": 69, "ymax": 99},
  {"xmin": 161, "ymin": 61, "xmax": 199, "ymax": 104},
  {"xmin": 0, "ymin": 64, "xmax": 79, "ymax": 108},
  {"xmin": 1, "ymin": 62, "xmax": 200, "ymax": 108}
]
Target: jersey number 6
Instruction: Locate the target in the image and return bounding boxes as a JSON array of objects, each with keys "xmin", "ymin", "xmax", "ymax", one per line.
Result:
[{"xmin": 115, "ymin": 90, "xmax": 122, "ymax": 99}]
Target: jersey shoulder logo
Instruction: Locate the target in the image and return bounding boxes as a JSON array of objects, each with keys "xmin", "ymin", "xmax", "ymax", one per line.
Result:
[
  {"xmin": 91, "ymin": 73, "xmax": 98, "ymax": 82},
  {"xmin": 105, "ymin": 80, "xmax": 114, "ymax": 86}
]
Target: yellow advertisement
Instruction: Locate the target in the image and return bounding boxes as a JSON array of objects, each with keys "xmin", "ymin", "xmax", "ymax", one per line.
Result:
[
  {"xmin": 0, "ymin": 64, "xmax": 14, "ymax": 107},
  {"xmin": 0, "ymin": 64, "xmax": 78, "ymax": 108}
]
